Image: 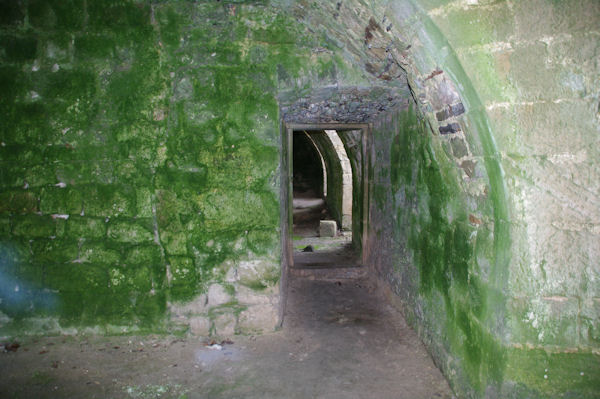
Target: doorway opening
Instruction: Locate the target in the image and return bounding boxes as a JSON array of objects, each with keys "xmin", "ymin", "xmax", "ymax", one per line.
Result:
[
  {"xmin": 282, "ymin": 123, "xmax": 369, "ymax": 280},
  {"xmin": 292, "ymin": 129, "xmax": 356, "ymax": 267}
]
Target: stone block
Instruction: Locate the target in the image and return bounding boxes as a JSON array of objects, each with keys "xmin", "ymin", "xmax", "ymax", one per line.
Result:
[
  {"xmin": 135, "ymin": 188, "xmax": 153, "ymax": 218},
  {"xmin": 436, "ymin": 103, "xmax": 465, "ymax": 121},
  {"xmin": 456, "ymin": 48, "xmax": 516, "ymax": 105},
  {"xmin": 31, "ymin": 239, "xmax": 79, "ymax": 264},
  {"xmin": 125, "ymin": 265, "xmax": 153, "ymax": 292},
  {"xmin": 580, "ymin": 298, "xmax": 600, "ymax": 345},
  {"xmin": 46, "ymin": 263, "xmax": 108, "ymax": 291},
  {"xmin": 1, "ymin": 35, "xmax": 37, "ymax": 62},
  {"xmin": 107, "ymin": 220, "xmax": 153, "ymax": 244},
  {"xmin": 74, "ymin": 33, "xmax": 116, "ymax": 59},
  {"xmin": 0, "ymin": 1, "xmax": 24, "ymax": 26},
  {"xmin": 40, "ymin": 187, "xmax": 82, "ymax": 215},
  {"xmin": 507, "ymin": 296, "xmax": 580, "ymax": 346},
  {"xmin": 161, "ymin": 230, "xmax": 188, "ymax": 255},
  {"xmin": 246, "ymin": 229, "xmax": 278, "ymax": 254},
  {"xmin": 509, "ymin": 42, "xmax": 568, "ymax": 102},
  {"xmin": 513, "ymin": 0, "xmax": 600, "ymax": 38},
  {"xmin": 123, "ymin": 244, "xmax": 162, "ymax": 266},
  {"xmin": 79, "ymin": 242, "xmax": 121, "ymax": 265},
  {"xmin": 169, "ymin": 294, "xmax": 208, "ymax": 316},
  {"xmin": 207, "ymin": 283, "xmax": 232, "ymax": 307},
  {"xmin": 237, "ymin": 257, "xmax": 279, "ymax": 288},
  {"xmin": 450, "ymin": 137, "xmax": 469, "ymax": 159},
  {"xmin": 224, "ymin": 265, "xmax": 238, "ymax": 283},
  {"xmin": 197, "ymin": 190, "xmax": 278, "ymax": 231},
  {"xmin": 12, "ymin": 215, "xmax": 55, "ymax": 238},
  {"xmin": 189, "ymin": 316, "xmax": 211, "ymax": 336},
  {"xmin": 236, "ymin": 285, "xmax": 274, "ymax": 305},
  {"xmin": 213, "ymin": 313, "xmax": 235, "ymax": 337},
  {"xmin": 341, "ymin": 215, "xmax": 352, "ymax": 231},
  {"xmin": 438, "ymin": 123, "xmax": 461, "ymax": 135},
  {"xmin": 169, "ymin": 256, "xmax": 195, "ymax": 285},
  {"xmin": 82, "ymin": 185, "xmax": 136, "ymax": 218},
  {"xmin": 66, "ymin": 216, "xmax": 106, "ymax": 239},
  {"xmin": 516, "ymin": 100, "xmax": 597, "ymax": 154},
  {"xmin": 0, "ymin": 191, "xmax": 38, "ymax": 214},
  {"xmin": 238, "ymin": 304, "xmax": 279, "ymax": 333},
  {"xmin": 319, "ymin": 220, "xmax": 337, "ymax": 237},
  {"xmin": 432, "ymin": 3, "xmax": 514, "ymax": 48}
]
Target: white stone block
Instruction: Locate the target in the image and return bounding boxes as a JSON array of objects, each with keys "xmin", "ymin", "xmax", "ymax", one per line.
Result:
[{"xmin": 319, "ymin": 220, "xmax": 337, "ymax": 237}]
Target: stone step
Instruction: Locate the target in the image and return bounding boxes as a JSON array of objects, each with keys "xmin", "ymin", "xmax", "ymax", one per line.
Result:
[{"xmin": 290, "ymin": 266, "xmax": 367, "ymax": 280}]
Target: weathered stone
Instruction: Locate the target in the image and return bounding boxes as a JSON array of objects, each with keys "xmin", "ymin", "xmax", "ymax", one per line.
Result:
[
  {"xmin": 279, "ymin": 86, "xmax": 409, "ymax": 124},
  {"xmin": 427, "ymin": 76, "xmax": 461, "ymax": 110},
  {"xmin": 213, "ymin": 313, "xmax": 236, "ymax": 337},
  {"xmin": 207, "ymin": 284, "xmax": 232, "ymax": 307},
  {"xmin": 107, "ymin": 221, "xmax": 153, "ymax": 244},
  {"xmin": 189, "ymin": 316, "xmax": 210, "ymax": 336},
  {"xmin": 319, "ymin": 220, "xmax": 337, "ymax": 237},
  {"xmin": 238, "ymin": 304, "xmax": 279, "ymax": 333},
  {"xmin": 237, "ymin": 258, "xmax": 279, "ymax": 288},
  {"xmin": 236, "ymin": 285, "xmax": 276, "ymax": 305},
  {"xmin": 436, "ymin": 102, "xmax": 465, "ymax": 121},
  {"xmin": 460, "ymin": 160, "xmax": 476, "ymax": 178},
  {"xmin": 224, "ymin": 266, "xmax": 238, "ymax": 283},
  {"xmin": 79, "ymin": 242, "xmax": 121, "ymax": 265},
  {"xmin": 169, "ymin": 294, "xmax": 208, "ymax": 316},
  {"xmin": 438, "ymin": 123, "xmax": 461, "ymax": 135},
  {"xmin": 450, "ymin": 137, "xmax": 469, "ymax": 159}
]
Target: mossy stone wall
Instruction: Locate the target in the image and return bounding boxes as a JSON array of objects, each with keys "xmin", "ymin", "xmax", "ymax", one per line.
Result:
[
  {"xmin": 357, "ymin": 0, "xmax": 599, "ymax": 397},
  {"xmin": 0, "ymin": 0, "xmax": 367, "ymax": 336},
  {"xmin": 368, "ymin": 103, "xmax": 507, "ymax": 397},
  {"xmin": 288, "ymin": 0, "xmax": 599, "ymax": 397}
]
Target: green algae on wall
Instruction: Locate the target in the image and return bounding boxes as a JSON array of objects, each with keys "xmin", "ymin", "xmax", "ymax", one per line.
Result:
[
  {"xmin": 0, "ymin": 0, "xmax": 366, "ymax": 336},
  {"xmin": 369, "ymin": 103, "xmax": 507, "ymax": 396},
  {"xmin": 371, "ymin": 90, "xmax": 599, "ymax": 399}
]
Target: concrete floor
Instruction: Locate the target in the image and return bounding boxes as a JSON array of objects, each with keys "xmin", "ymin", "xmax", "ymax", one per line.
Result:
[{"xmin": 0, "ymin": 275, "xmax": 454, "ymax": 399}]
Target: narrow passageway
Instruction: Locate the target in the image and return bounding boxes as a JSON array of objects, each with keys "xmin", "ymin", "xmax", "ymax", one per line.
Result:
[
  {"xmin": 291, "ymin": 129, "xmax": 362, "ymax": 275},
  {"xmin": 0, "ymin": 274, "xmax": 453, "ymax": 399}
]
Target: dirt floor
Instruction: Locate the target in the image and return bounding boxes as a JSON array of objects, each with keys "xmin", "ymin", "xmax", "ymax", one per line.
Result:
[
  {"xmin": 0, "ymin": 195, "xmax": 453, "ymax": 399},
  {"xmin": 292, "ymin": 193, "xmax": 360, "ymax": 270},
  {"xmin": 0, "ymin": 276, "xmax": 454, "ymax": 399}
]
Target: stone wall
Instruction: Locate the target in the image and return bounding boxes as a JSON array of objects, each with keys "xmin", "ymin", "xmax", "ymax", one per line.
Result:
[
  {"xmin": 391, "ymin": 1, "xmax": 600, "ymax": 397},
  {"xmin": 368, "ymin": 102, "xmax": 505, "ymax": 398},
  {"xmin": 338, "ymin": 129, "xmax": 364, "ymax": 251},
  {"xmin": 285, "ymin": 0, "xmax": 600, "ymax": 397},
  {"xmin": 325, "ymin": 130, "xmax": 352, "ymax": 230},
  {"xmin": 0, "ymin": 1, "xmax": 369, "ymax": 336},
  {"xmin": 311, "ymin": 132, "xmax": 344, "ymax": 230}
]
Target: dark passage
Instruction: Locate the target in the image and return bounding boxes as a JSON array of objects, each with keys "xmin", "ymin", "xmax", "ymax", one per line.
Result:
[{"xmin": 293, "ymin": 132, "xmax": 324, "ymax": 200}]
